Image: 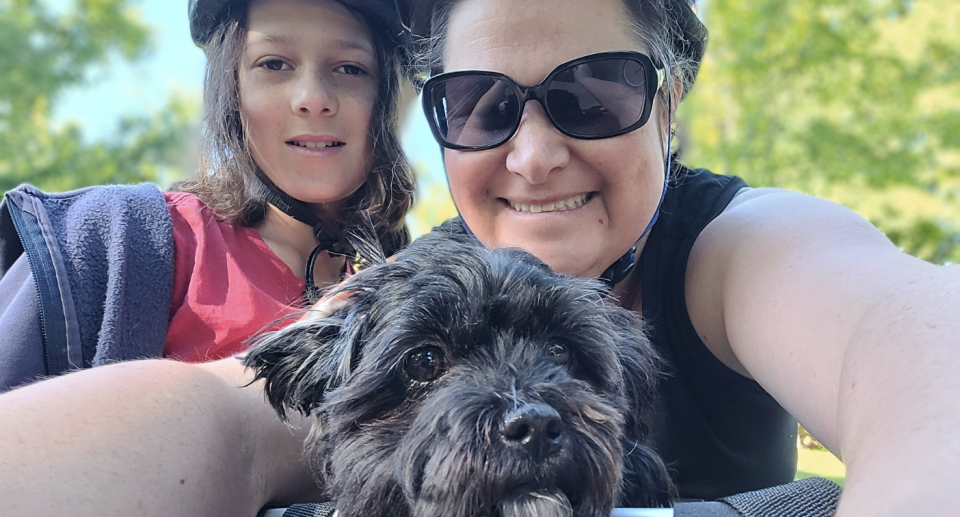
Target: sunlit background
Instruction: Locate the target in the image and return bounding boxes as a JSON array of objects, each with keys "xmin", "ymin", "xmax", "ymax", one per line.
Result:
[{"xmin": 1, "ymin": 0, "xmax": 958, "ymax": 262}]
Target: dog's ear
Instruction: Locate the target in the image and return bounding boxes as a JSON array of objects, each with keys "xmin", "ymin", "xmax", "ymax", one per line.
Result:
[
  {"xmin": 620, "ymin": 439, "xmax": 675, "ymax": 507},
  {"xmin": 243, "ymin": 254, "xmax": 421, "ymax": 421},
  {"xmin": 611, "ymin": 313, "xmax": 675, "ymax": 506},
  {"xmin": 243, "ymin": 289, "xmax": 370, "ymax": 421},
  {"xmin": 608, "ymin": 310, "xmax": 664, "ymax": 441}
]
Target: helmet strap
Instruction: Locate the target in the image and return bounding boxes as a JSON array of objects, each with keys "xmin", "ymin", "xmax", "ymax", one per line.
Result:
[{"xmin": 254, "ymin": 170, "xmax": 347, "ymax": 298}]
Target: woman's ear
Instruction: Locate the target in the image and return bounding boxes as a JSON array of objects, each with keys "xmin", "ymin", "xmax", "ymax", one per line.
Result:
[
  {"xmin": 656, "ymin": 72, "xmax": 684, "ymax": 154},
  {"xmin": 663, "ymin": 72, "xmax": 684, "ymax": 119},
  {"xmin": 670, "ymin": 71, "xmax": 684, "ymax": 112}
]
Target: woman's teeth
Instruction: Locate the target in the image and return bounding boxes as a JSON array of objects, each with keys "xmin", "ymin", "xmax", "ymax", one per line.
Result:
[
  {"xmin": 508, "ymin": 193, "xmax": 588, "ymax": 214},
  {"xmin": 290, "ymin": 141, "xmax": 343, "ymax": 149}
]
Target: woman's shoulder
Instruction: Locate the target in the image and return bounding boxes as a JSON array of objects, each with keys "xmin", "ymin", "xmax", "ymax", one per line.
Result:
[
  {"xmin": 688, "ymin": 186, "xmax": 872, "ymax": 281},
  {"xmin": 654, "ymin": 167, "xmax": 748, "ymax": 240}
]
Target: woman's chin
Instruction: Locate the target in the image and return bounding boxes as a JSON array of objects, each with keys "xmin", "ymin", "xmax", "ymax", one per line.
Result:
[{"xmin": 510, "ymin": 244, "xmax": 605, "ymax": 279}]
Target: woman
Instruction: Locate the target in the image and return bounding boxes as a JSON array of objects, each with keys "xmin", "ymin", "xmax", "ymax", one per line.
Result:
[
  {"xmin": 0, "ymin": 0, "xmax": 414, "ymax": 389},
  {"xmin": 0, "ymin": 0, "xmax": 958, "ymax": 516},
  {"xmin": 412, "ymin": 0, "xmax": 960, "ymax": 513}
]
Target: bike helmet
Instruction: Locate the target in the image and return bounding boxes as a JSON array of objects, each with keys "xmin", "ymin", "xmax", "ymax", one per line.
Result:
[{"xmin": 190, "ymin": 0, "xmax": 411, "ymax": 47}]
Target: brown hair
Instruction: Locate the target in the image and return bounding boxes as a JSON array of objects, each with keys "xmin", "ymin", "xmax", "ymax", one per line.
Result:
[{"xmin": 171, "ymin": 1, "xmax": 415, "ymax": 258}]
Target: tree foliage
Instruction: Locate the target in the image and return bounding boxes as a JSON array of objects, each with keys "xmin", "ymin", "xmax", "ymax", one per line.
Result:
[
  {"xmin": 681, "ymin": 0, "xmax": 960, "ymax": 263},
  {"xmin": 0, "ymin": 0, "xmax": 196, "ymax": 192}
]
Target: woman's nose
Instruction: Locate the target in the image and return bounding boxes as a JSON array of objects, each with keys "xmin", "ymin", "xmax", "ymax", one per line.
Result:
[
  {"xmin": 291, "ymin": 72, "xmax": 338, "ymax": 117},
  {"xmin": 504, "ymin": 102, "xmax": 570, "ymax": 184}
]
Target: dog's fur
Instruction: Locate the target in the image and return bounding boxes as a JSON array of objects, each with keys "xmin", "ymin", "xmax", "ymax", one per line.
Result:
[{"xmin": 245, "ymin": 232, "xmax": 672, "ymax": 517}]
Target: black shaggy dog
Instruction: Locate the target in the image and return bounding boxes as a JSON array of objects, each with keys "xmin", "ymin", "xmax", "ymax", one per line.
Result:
[{"xmin": 245, "ymin": 231, "xmax": 672, "ymax": 517}]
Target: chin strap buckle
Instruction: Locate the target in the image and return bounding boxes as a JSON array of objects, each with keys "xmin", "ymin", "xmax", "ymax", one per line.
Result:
[{"xmin": 313, "ymin": 222, "xmax": 346, "ymax": 257}]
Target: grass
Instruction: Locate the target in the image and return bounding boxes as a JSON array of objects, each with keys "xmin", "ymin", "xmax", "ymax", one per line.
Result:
[{"xmin": 795, "ymin": 448, "xmax": 846, "ymax": 487}]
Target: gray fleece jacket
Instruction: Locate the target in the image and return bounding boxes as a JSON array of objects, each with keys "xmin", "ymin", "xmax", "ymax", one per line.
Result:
[{"xmin": 0, "ymin": 184, "xmax": 174, "ymax": 391}]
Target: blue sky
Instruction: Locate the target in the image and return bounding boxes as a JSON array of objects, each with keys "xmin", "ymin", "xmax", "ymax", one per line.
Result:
[{"xmin": 50, "ymin": 0, "xmax": 207, "ymax": 140}]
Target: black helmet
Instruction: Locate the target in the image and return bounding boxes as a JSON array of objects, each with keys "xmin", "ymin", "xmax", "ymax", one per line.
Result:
[
  {"xmin": 189, "ymin": 0, "xmax": 411, "ymax": 48},
  {"xmin": 404, "ymin": 0, "xmax": 707, "ymax": 95}
]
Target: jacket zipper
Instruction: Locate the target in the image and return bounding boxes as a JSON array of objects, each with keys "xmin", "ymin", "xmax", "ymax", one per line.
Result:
[{"xmin": 7, "ymin": 199, "xmax": 52, "ymax": 372}]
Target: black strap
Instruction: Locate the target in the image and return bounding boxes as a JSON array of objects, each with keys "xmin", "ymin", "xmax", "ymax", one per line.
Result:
[
  {"xmin": 280, "ymin": 502, "xmax": 336, "ymax": 517},
  {"xmin": 674, "ymin": 501, "xmax": 742, "ymax": 516},
  {"xmin": 254, "ymin": 171, "xmax": 347, "ymax": 297},
  {"xmin": 255, "ymin": 171, "xmax": 345, "ymax": 253},
  {"xmin": 599, "ymin": 244, "xmax": 638, "ymax": 288},
  {"xmin": 304, "ymin": 242, "xmax": 334, "ymax": 303},
  {"xmin": 719, "ymin": 477, "xmax": 842, "ymax": 517}
]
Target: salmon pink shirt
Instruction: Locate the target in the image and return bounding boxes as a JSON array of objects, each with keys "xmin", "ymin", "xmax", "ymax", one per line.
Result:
[{"xmin": 163, "ymin": 192, "xmax": 306, "ymax": 362}]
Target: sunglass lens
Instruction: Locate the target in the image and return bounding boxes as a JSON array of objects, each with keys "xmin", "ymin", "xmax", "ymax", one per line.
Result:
[
  {"xmin": 427, "ymin": 76, "xmax": 520, "ymax": 148},
  {"xmin": 548, "ymin": 57, "xmax": 648, "ymax": 137}
]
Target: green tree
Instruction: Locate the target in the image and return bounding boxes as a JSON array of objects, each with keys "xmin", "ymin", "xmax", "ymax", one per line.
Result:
[
  {"xmin": 0, "ymin": 0, "xmax": 197, "ymax": 192},
  {"xmin": 681, "ymin": 0, "xmax": 960, "ymax": 263}
]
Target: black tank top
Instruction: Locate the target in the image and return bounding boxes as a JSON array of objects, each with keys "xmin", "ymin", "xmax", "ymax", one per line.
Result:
[{"xmin": 640, "ymin": 168, "xmax": 797, "ymax": 500}]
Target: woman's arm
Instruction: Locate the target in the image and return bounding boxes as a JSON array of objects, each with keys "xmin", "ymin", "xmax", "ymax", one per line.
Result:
[
  {"xmin": 0, "ymin": 357, "xmax": 321, "ymax": 517},
  {"xmin": 686, "ymin": 188, "xmax": 960, "ymax": 516}
]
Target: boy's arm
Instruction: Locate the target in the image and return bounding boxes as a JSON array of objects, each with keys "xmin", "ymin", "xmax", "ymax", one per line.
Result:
[{"xmin": 0, "ymin": 357, "xmax": 321, "ymax": 517}]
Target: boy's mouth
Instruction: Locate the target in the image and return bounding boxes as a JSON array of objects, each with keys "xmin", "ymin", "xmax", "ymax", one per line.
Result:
[{"xmin": 287, "ymin": 140, "xmax": 345, "ymax": 149}]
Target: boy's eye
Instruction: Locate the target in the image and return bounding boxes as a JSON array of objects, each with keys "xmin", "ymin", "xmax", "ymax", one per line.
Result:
[
  {"xmin": 338, "ymin": 64, "xmax": 366, "ymax": 76},
  {"xmin": 261, "ymin": 59, "xmax": 289, "ymax": 71}
]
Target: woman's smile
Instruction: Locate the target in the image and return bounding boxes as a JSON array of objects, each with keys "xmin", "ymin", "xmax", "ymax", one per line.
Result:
[{"xmin": 503, "ymin": 192, "xmax": 593, "ymax": 214}]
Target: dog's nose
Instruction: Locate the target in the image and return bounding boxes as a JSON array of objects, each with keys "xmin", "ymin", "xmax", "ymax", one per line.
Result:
[{"xmin": 501, "ymin": 403, "xmax": 563, "ymax": 461}]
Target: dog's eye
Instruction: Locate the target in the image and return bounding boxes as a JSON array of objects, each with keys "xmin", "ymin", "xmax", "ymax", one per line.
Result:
[
  {"xmin": 404, "ymin": 347, "xmax": 445, "ymax": 383},
  {"xmin": 545, "ymin": 343, "xmax": 570, "ymax": 364}
]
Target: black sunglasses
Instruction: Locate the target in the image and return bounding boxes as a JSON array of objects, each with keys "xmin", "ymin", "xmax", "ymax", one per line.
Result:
[{"xmin": 421, "ymin": 51, "xmax": 665, "ymax": 151}]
